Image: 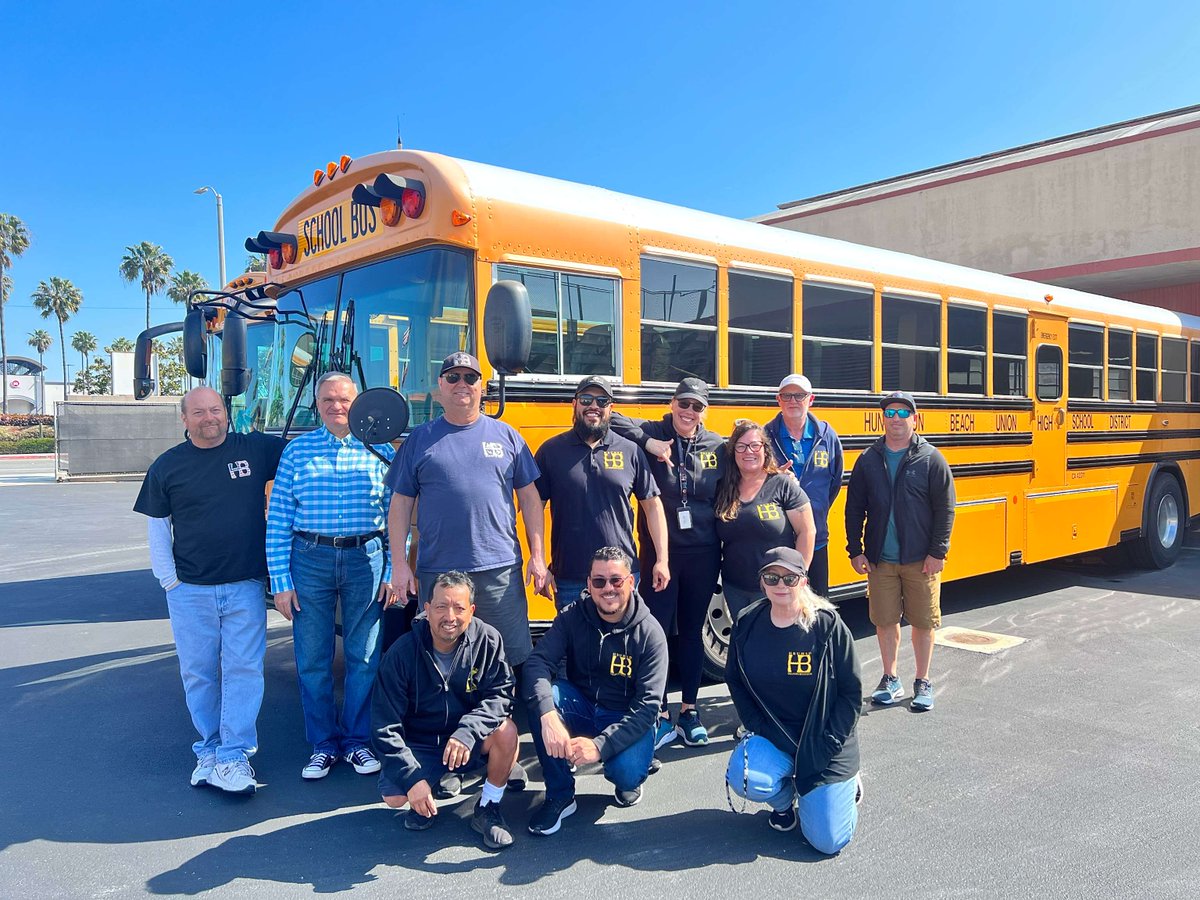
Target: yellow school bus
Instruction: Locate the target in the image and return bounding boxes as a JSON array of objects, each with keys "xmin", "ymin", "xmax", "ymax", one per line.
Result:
[{"xmin": 179, "ymin": 148, "xmax": 1199, "ymax": 674}]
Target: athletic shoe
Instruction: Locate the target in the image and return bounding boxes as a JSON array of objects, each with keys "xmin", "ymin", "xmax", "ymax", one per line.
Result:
[
  {"xmin": 190, "ymin": 754, "xmax": 216, "ymax": 788},
  {"xmin": 648, "ymin": 757, "xmax": 662, "ymax": 775},
  {"xmin": 654, "ymin": 716, "xmax": 676, "ymax": 750},
  {"xmin": 302, "ymin": 752, "xmax": 337, "ymax": 780},
  {"xmin": 912, "ymin": 679, "xmax": 935, "ymax": 711},
  {"xmin": 344, "ymin": 746, "xmax": 381, "ymax": 775},
  {"xmin": 403, "ymin": 810, "xmax": 435, "ymax": 831},
  {"xmin": 614, "ymin": 786, "xmax": 642, "ymax": 808},
  {"xmin": 768, "ymin": 806, "xmax": 797, "ymax": 832},
  {"xmin": 676, "ymin": 710, "xmax": 709, "ymax": 746},
  {"xmin": 436, "ymin": 772, "xmax": 462, "ymax": 798},
  {"xmin": 471, "ymin": 800, "xmax": 514, "ymax": 849},
  {"xmin": 735, "ymin": 724, "xmax": 747, "ymax": 741},
  {"xmin": 854, "ymin": 772, "xmax": 863, "ymax": 806},
  {"xmin": 209, "ymin": 760, "xmax": 257, "ymax": 795},
  {"xmin": 870, "ymin": 674, "xmax": 904, "ymax": 705},
  {"xmin": 507, "ymin": 762, "xmax": 528, "ymax": 792},
  {"xmin": 528, "ymin": 796, "xmax": 578, "ymax": 836}
]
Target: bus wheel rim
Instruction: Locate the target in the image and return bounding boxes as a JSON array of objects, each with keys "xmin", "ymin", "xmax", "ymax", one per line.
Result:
[{"xmin": 1157, "ymin": 493, "xmax": 1179, "ymax": 548}]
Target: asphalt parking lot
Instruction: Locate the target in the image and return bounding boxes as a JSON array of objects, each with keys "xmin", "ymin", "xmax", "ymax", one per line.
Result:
[{"xmin": 1, "ymin": 460, "xmax": 1197, "ymax": 899}]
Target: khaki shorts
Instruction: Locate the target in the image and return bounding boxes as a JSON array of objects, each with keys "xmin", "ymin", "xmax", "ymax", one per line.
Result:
[{"xmin": 866, "ymin": 561, "xmax": 942, "ymax": 630}]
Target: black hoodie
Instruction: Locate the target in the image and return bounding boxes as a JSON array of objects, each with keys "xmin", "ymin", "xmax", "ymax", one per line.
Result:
[
  {"xmin": 523, "ymin": 590, "xmax": 668, "ymax": 761},
  {"xmin": 726, "ymin": 602, "xmax": 861, "ymax": 795},
  {"xmin": 372, "ymin": 616, "xmax": 514, "ymax": 795}
]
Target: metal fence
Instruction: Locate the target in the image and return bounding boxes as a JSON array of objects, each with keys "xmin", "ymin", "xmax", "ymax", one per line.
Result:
[{"xmin": 55, "ymin": 400, "xmax": 182, "ymax": 479}]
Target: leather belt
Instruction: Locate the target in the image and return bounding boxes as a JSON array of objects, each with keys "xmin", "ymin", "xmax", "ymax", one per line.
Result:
[{"xmin": 294, "ymin": 530, "xmax": 383, "ymax": 549}]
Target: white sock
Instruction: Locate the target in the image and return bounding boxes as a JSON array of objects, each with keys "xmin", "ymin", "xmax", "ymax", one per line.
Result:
[{"xmin": 480, "ymin": 780, "xmax": 506, "ymax": 807}]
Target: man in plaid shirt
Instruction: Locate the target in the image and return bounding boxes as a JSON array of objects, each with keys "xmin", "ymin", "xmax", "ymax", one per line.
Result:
[{"xmin": 267, "ymin": 372, "xmax": 401, "ymax": 781}]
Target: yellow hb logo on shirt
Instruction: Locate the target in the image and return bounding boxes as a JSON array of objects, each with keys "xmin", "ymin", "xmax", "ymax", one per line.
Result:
[
  {"xmin": 603, "ymin": 451, "xmax": 625, "ymax": 470},
  {"xmin": 786, "ymin": 652, "xmax": 812, "ymax": 675},
  {"xmin": 813, "ymin": 450, "xmax": 829, "ymax": 469},
  {"xmin": 466, "ymin": 667, "xmax": 478, "ymax": 692},
  {"xmin": 610, "ymin": 653, "xmax": 633, "ymax": 677},
  {"xmin": 699, "ymin": 451, "xmax": 718, "ymax": 470},
  {"xmin": 756, "ymin": 503, "xmax": 782, "ymax": 521}
]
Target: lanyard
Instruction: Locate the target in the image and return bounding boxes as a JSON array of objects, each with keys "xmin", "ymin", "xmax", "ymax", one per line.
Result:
[{"xmin": 675, "ymin": 433, "xmax": 696, "ymax": 508}]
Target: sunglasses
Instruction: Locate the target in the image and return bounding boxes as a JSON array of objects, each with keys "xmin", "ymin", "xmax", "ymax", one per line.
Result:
[
  {"xmin": 442, "ymin": 372, "xmax": 481, "ymax": 385},
  {"xmin": 883, "ymin": 407, "xmax": 913, "ymax": 419},
  {"xmin": 778, "ymin": 392, "xmax": 810, "ymax": 403},
  {"xmin": 734, "ymin": 441, "xmax": 765, "ymax": 453},
  {"xmin": 760, "ymin": 572, "xmax": 804, "ymax": 587},
  {"xmin": 576, "ymin": 394, "xmax": 612, "ymax": 408},
  {"xmin": 675, "ymin": 399, "xmax": 706, "ymax": 412},
  {"xmin": 589, "ymin": 575, "xmax": 629, "ymax": 588}
]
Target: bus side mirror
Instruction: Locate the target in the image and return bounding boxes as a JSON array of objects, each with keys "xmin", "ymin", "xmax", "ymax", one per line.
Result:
[
  {"xmin": 133, "ymin": 331, "xmax": 156, "ymax": 400},
  {"xmin": 221, "ymin": 314, "xmax": 251, "ymax": 397},
  {"xmin": 483, "ymin": 281, "xmax": 532, "ymax": 375},
  {"xmin": 182, "ymin": 309, "xmax": 208, "ymax": 379}
]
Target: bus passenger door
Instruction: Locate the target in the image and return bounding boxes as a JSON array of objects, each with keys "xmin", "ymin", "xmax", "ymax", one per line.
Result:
[{"xmin": 1024, "ymin": 314, "xmax": 1070, "ymax": 563}]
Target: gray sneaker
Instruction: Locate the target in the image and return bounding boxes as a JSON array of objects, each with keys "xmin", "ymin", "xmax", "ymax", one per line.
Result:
[
  {"xmin": 190, "ymin": 754, "xmax": 216, "ymax": 788},
  {"xmin": 871, "ymin": 674, "xmax": 904, "ymax": 705},
  {"xmin": 912, "ymin": 679, "xmax": 934, "ymax": 711},
  {"xmin": 209, "ymin": 759, "xmax": 257, "ymax": 795}
]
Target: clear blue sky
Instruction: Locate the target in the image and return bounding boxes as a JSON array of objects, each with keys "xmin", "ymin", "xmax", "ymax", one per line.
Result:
[{"xmin": 3, "ymin": 1, "xmax": 1198, "ymax": 382}]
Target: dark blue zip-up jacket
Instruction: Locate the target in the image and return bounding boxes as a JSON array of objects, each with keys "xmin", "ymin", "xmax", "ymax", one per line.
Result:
[
  {"xmin": 372, "ymin": 617, "xmax": 514, "ymax": 795},
  {"xmin": 764, "ymin": 412, "xmax": 844, "ymax": 547}
]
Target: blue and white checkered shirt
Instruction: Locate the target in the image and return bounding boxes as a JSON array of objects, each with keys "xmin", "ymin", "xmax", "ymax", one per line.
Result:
[{"xmin": 266, "ymin": 427, "xmax": 395, "ymax": 593}]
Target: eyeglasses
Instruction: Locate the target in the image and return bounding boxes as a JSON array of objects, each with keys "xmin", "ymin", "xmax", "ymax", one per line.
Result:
[
  {"xmin": 675, "ymin": 399, "xmax": 706, "ymax": 412},
  {"xmin": 576, "ymin": 394, "xmax": 612, "ymax": 408},
  {"xmin": 883, "ymin": 407, "xmax": 913, "ymax": 419},
  {"xmin": 734, "ymin": 441, "xmax": 764, "ymax": 453},
  {"xmin": 589, "ymin": 575, "xmax": 629, "ymax": 588},
  {"xmin": 778, "ymin": 392, "xmax": 810, "ymax": 403},
  {"xmin": 760, "ymin": 572, "xmax": 804, "ymax": 586},
  {"xmin": 442, "ymin": 372, "xmax": 481, "ymax": 385}
]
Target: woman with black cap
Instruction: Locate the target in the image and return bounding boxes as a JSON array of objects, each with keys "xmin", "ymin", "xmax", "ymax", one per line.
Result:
[
  {"xmin": 725, "ymin": 546, "xmax": 862, "ymax": 854},
  {"xmin": 609, "ymin": 377, "xmax": 727, "ymax": 749}
]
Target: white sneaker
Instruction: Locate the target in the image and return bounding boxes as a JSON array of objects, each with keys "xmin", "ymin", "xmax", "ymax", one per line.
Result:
[
  {"xmin": 209, "ymin": 759, "xmax": 257, "ymax": 795},
  {"xmin": 344, "ymin": 746, "xmax": 381, "ymax": 775},
  {"xmin": 190, "ymin": 754, "xmax": 216, "ymax": 788}
]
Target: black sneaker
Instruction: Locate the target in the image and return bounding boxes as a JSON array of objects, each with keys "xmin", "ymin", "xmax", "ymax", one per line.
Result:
[
  {"xmin": 403, "ymin": 809, "xmax": 435, "ymax": 831},
  {"xmin": 528, "ymin": 795, "xmax": 578, "ymax": 836},
  {"xmin": 301, "ymin": 752, "xmax": 337, "ymax": 780},
  {"xmin": 471, "ymin": 800, "xmax": 514, "ymax": 850},
  {"xmin": 507, "ymin": 762, "xmax": 528, "ymax": 792},
  {"xmin": 435, "ymin": 771, "xmax": 462, "ymax": 798},
  {"xmin": 768, "ymin": 806, "xmax": 797, "ymax": 832},
  {"xmin": 614, "ymin": 785, "xmax": 642, "ymax": 808}
]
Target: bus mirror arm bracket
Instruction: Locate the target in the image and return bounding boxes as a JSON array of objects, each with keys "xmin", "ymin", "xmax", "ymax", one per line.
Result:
[
  {"xmin": 132, "ymin": 322, "xmax": 185, "ymax": 400},
  {"xmin": 482, "ymin": 281, "xmax": 533, "ymax": 420}
]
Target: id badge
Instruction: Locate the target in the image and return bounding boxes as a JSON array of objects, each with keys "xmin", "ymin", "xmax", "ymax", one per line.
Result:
[{"xmin": 676, "ymin": 507, "xmax": 693, "ymax": 530}]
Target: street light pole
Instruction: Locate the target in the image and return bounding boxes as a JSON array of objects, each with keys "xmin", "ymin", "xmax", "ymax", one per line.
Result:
[{"xmin": 193, "ymin": 186, "xmax": 227, "ymax": 288}]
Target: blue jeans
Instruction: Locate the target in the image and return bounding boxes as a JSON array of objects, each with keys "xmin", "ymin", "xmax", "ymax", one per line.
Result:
[
  {"xmin": 530, "ymin": 680, "xmax": 655, "ymax": 800},
  {"xmin": 290, "ymin": 535, "xmax": 384, "ymax": 754},
  {"xmin": 166, "ymin": 578, "xmax": 267, "ymax": 764},
  {"xmin": 726, "ymin": 734, "xmax": 859, "ymax": 855}
]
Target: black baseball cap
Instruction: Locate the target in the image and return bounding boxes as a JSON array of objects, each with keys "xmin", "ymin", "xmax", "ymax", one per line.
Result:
[
  {"xmin": 758, "ymin": 547, "xmax": 808, "ymax": 578},
  {"xmin": 440, "ymin": 352, "xmax": 482, "ymax": 376},
  {"xmin": 880, "ymin": 390, "xmax": 917, "ymax": 412},
  {"xmin": 673, "ymin": 377, "xmax": 709, "ymax": 405},
  {"xmin": 575, "ymin": 375, "xmax": 614, "ymax": 399}
]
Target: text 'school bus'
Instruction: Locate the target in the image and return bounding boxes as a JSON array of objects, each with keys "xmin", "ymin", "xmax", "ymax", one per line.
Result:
[{"xmin": 139, "ymin": 149, "xmax": 1200, "ymax": 676}]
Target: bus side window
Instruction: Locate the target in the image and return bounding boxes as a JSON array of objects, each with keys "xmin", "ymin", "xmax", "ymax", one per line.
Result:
[
  {"xmin": 640, "ymin": 257, "xmax": 717, "ymax": 385},
  {"xmin": 1107, "ymin": 329, "xmax": 1132, "ymax": 400},
  {"xmin": 1036, "ymin": 345, "xmax": 1063, "ymax": 402},
  {"xmin": 993, "ymin": 311, "xmax": 1027, "ymax": 397},
  {"xmin": 801, "ymin": 281, "xmax": 872, "ymax": 392}
]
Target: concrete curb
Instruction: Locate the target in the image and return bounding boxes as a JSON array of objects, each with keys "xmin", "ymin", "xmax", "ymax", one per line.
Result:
[{"xmin": 0, "ymin": 453, "xmax": 56, "ymax": 460}]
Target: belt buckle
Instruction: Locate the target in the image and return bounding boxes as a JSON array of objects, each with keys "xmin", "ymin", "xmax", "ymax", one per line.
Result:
[{"xmin": 332, "ymin": 536, "xmax": 348, "ymax": 549}]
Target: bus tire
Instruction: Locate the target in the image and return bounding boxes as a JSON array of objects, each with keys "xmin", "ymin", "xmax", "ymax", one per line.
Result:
[
  {"xmin": 701, "ymin": 589, "xmax": 731, "ymax": 681},
  {"xmin": 1130, "ymin": 474, "xmax": 1185, "ymax": 569}
]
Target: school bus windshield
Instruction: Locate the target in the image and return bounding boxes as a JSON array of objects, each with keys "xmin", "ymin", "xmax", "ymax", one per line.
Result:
[{"xmin": 260, "ymin": 245, "xmax": 473, "ymax": 432}]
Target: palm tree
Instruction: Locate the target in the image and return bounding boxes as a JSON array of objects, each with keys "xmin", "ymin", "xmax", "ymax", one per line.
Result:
[
  {"xmin": 244, "ymin": 254, "xmax": 266, "ymax": 273},
  {"xmin": 28, "ymin": 328, "xmax": 52, "ymax": 372},
  {"xmin": 106, "ymin": 336, "xmax": 135, "ymax": 353},
  {"xmin": 119, "ymin": 241, "xmax": 174, "ymax": 330},
  {"xmin": 1, "ymin": 213, "xmax": 31, "ymax": 412},
  {"xmin": 31, "ymin": 277, "xmax": 83, "ymax": 392},
  {"xmin": 168, "ymin": 269, "xmax": 209, "ymax": 306},
  {"xmin": 72, "ymin": 330, "xmax": 98, "ymax": 375}
]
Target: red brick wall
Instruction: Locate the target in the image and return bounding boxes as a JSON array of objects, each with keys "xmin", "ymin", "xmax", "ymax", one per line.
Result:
[{"xmin": 1116, "ymin": 282, "xmax": 1200, "ymax": 317}]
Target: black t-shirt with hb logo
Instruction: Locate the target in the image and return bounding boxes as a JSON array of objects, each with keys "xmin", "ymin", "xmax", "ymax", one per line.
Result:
[
  {"xmin": 715, "ymin": 473, "xmax": 809, "ymax": 591},
  {"xmin": 740, "ymin": 611, "xmax": 820, "ymax": 744},
  {"xmin": 134, "ymin": 432, "xmax": 285, "ymax": 585}
]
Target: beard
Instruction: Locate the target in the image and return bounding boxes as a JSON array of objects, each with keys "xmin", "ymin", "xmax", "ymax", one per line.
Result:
[{"xmin": 573, "ymin": 415, "xmax": 609, "ymax": 442}]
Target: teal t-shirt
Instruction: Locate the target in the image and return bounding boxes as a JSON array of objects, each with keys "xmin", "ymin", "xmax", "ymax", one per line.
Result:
[{"xmin": 881, "ymin": 447, "xmax": 906, "ymax": 563}]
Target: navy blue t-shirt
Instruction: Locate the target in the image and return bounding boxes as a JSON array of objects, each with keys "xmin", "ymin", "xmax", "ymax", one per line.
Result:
[
  {"xmin": 387, "ymin": 415, "xmax": 539, "ymax": 573},
  {"xmin": 534, "ymin": 429, "xmax": 659, "ymax": 579},
  {"xmin": 134, "ymin": 432, "xmax": 285, "ymax": 584}
]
